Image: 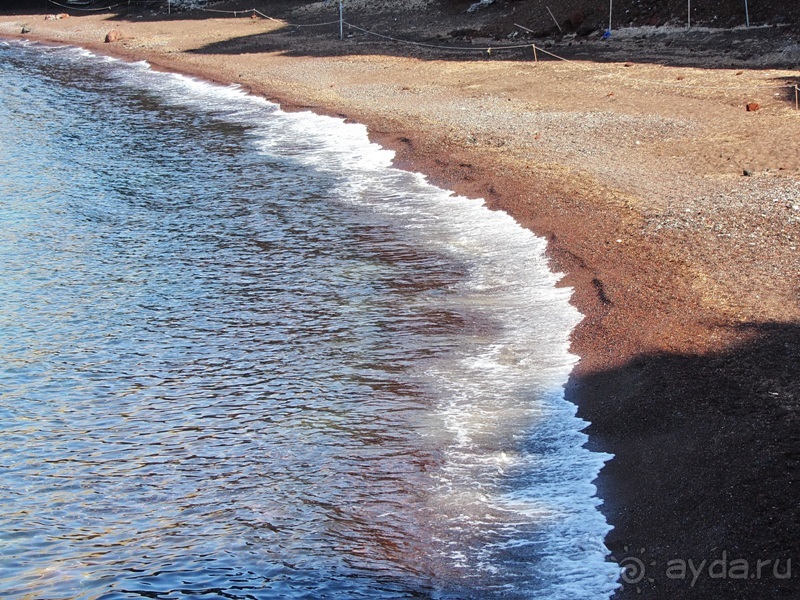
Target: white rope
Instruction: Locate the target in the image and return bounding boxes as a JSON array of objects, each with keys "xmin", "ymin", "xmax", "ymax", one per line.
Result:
[
  {"xmin": 199, "ymin": 7, "xmax": 270, "ymax": 18},
  {"xmin": 43, "ymin": 0, "xmax": 798, "ymax": 95},
  {"xmin": 199, "ymin": 6, "xmax": 340, "ymax": 27},
  {"xmin": 347, "ymin": 21, "xmax": 797, "ymax": 92},
  {"xmin": 47, "ymin": 0, "xmax": 127, "ymax": 11},
  {"xmin": 345, "ymin": 22, "xmax": 537, "ymax": 52}
]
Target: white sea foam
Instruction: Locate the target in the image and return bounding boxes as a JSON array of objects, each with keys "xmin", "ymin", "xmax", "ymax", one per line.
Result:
[
  {"xmin": 248, "ymin": 101, "xmax": 620, "ymax": 597},
  {"xmin": 45, "ymin": 45, "xmax": 621, "ymax": 597}
]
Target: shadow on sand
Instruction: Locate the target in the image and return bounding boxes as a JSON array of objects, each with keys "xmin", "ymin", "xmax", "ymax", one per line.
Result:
[
  {"xmin": 181, "ymin": 16, "xmax": 800, "ymax": 72},
  {"xmin": 571, "ymin": 322, "xmax": 800, "ymax": 598},
  {"xmin": 7, "ymin": 0, "xmax": 800, "ymax": 72}
]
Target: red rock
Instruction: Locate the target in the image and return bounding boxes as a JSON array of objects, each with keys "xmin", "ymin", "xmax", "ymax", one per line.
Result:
[
  {"xmin": 746, "ymin": 102, "xmax": 760, "ymax": 112},
  {"xmin": 105, "ymin": 29, "xmax": 122, "ymax": 43}
]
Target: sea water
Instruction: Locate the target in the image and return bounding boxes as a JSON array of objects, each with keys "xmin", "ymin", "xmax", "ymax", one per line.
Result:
[{"xmin": 0, "ymin": 40, "xmax": 619, "ymax": 599}]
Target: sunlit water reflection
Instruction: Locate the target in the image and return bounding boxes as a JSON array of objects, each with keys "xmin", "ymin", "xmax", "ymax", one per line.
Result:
[{"xmin": 0, "ymin": 40, "xmax": 618, "ymax": 599}]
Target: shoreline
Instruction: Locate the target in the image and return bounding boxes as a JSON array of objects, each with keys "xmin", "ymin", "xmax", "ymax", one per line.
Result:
[{"xmin": 3, "ymin": 9, "xmax": 800, "ymax": 598}]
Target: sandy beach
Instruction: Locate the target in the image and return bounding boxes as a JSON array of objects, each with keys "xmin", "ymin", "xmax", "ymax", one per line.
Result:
[{"xmin": 2, "ymin": 3, "xmax": 799, "ymax": 597}]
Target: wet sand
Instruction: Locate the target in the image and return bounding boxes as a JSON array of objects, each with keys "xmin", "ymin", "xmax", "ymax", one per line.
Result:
[{"xmin": 3, "ymin": 7, "xmax": 799, "ymax": 598}]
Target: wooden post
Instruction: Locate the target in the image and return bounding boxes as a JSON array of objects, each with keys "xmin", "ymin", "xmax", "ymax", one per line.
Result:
[
  {"xmin": 339, "ymin": 2, "xmax": 344, "ymax": 40},
  {"xmin": 688, "ymin": 0, "xmax": 691, "ymax": 28},
  {"xmin": 546, "ymin": 6, "xmax": 562, "ymax": 33},
  {"xmin": 608, "ymin": 0, "xmax": 613, "ymax": 34},
  {"xmin": 744, "ymin": 0, "xmax": 750, "ymax": 27},
  {"xmin": 533, "ymin": 44, "xmax": 538, "ymax": 63}
]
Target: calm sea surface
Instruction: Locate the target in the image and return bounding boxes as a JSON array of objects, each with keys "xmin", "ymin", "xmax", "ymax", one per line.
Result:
[{"xmin": 0, "ymin": 40, "xmax": 618, "ymax": 599}]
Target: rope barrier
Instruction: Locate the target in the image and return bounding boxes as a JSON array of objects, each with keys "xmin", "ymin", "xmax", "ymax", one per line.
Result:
[
  {"xmin": 284, "ymin": 19, "xmax": 342, "ymax": 28},
  {"xmin": 345, "ymin": 21, "xmax": 797, "ymax": 92},
  {"xmin": 198, "ymin": 6, "xmax": 339, "ymax": 27},
  {"xmin": 47, "ymin": 0, "xmax": 129, "ymax": 11},
  {"xmin": 345, "ymin": 22, "xmax": 541, "ymax": 53},
  {"xmin": 199, "ymin": 7, "xmax": 274, "ymax": 19},
  {"xmin": 43, "ymin": 1, "xmax": 798, "ymax": 95}
]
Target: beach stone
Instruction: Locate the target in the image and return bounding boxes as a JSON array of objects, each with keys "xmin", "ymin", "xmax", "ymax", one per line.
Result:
[
  {"xmin": 105, "ymin": 29, "xmax": 123, "ymax": 43},
  {"xmin": 746, "ymin": 102, "xmax": 760, "ymax": 112},
  {"xmin": 21, "ymin": 26, "xmax": 30, "ymax": 34},
  {"xmin": 743, "ymin": 169, "xmax": 754, "ymax": 176}
]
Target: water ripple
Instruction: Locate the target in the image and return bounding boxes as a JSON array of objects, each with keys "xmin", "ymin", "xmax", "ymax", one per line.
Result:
[{"xmin": 0, "ymin": 41, "xmax": 617, "ymax": 599}]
